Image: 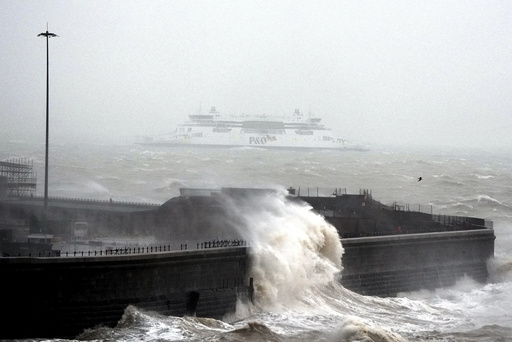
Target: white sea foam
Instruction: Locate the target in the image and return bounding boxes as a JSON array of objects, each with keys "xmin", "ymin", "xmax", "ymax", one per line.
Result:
[
  {"xmin": 217, "ymin": 189, "xmax": 418, "ymax": 341},
  {"xmin": 221, "ymin": 189, "xmax": 343, "ymax": 309}
]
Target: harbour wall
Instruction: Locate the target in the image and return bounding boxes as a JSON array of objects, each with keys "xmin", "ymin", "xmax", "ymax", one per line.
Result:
[
  {"xmin": 0, "ymin": 195, "xmax": 497, "ymax": 338},
  {"xmin": 340, "ymin": 229, "xmax": 495, "ymax": 296},
  {"xmin": 0, "ymin": 247, "xmax": 251, "ymax": 339}
]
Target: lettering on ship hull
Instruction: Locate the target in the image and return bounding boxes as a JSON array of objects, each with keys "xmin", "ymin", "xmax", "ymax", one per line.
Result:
[{"xmin": 249, "ymin": 136, "xmax": 277, "ymax": 145}]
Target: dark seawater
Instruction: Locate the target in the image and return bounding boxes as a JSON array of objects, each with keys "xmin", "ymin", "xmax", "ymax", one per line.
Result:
[{"xmin": 2, "ymin": 141, "xmax": 512, "ymax": 342}]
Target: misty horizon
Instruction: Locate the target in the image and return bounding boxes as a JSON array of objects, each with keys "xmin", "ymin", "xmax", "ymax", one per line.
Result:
[{"xmin": 1, "ymin": 1, "xmax": 511, "ymax": 151}]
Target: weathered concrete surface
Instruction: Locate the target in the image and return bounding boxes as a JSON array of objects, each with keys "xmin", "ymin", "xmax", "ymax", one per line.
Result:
[
  {"xmin": 340, "ymin": 229, "xmax": 495, "ymax": 296},
  {"xmin": 0, "ymin": 247, "xmax": 250, "ymax": 339}
]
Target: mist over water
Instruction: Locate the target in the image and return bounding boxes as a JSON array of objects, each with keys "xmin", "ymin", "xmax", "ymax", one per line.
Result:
[{"xmin": 2, "ymin": 141, "xmax": 512, "ymax": 341}]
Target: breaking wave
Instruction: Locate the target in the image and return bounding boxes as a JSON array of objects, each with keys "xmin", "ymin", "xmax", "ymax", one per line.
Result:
[
  {"xmin": 455, "ymin": 195, "xmax": 511, "ymax": 212},
  {"xmin": 222, "ymin": 188, "xmax": 343, "ymax": 309},
  {"xmin": 217, "ymin": 189, "xmax": 413, "ymax": 341}
]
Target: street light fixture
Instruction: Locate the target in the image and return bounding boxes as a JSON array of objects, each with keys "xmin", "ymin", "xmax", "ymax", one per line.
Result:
[{"xmin": 38, "ymin": 26, "xmax": 58, "ymax": 209}]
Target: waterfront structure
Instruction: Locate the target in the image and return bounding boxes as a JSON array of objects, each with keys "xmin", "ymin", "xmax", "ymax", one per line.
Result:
[
  {"xmin": 1, "ymin": 247, "xmax": 251, "ymax": 339},
  {"xmin": 0, "ymin": 187, "xmax": 495, "ymax": 338},
  {"xmin": 0, "ymin": 159, "xmax": 37, "ymax": 197}
]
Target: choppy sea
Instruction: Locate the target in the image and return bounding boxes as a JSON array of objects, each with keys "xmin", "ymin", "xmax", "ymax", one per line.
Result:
[{"xmin": 2, "ymin": 141, "xmax": 512, "ymax": 342}]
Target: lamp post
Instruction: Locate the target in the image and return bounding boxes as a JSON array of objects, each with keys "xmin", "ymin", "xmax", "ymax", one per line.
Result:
[{"xmin": 38, "ymin": 26, "xmax": 58, "ymax": 209}]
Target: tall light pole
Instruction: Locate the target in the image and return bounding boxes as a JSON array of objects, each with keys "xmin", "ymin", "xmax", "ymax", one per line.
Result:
[{"xmin": 38, "ymin": 26, "xmax": 58, "ymax": 209}]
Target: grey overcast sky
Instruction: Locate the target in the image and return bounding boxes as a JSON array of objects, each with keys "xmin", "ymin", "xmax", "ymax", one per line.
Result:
[{"xmin": 1, "ymin": 0, "xmax": 511, "ymax": 150}]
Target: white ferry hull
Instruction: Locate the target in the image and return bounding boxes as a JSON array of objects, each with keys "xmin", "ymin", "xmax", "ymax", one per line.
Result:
[
  {"xmin": 140, "ymin": 107, "xmax": 353, "ymax": 150},
  {"xmin": 145, "ymin": 131, "xmax": 349, "ymax": 150}
]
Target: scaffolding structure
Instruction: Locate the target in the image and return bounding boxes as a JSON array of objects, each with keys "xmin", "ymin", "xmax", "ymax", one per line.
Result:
[{"xmin": 0, "ymin": 158, "xmax": 37, "ymax": 197}]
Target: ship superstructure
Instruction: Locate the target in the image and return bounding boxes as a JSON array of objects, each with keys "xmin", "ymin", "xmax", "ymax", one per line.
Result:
[{"xmin": 142, "ymin": 107, "xmax": 350, "ymax": 149}]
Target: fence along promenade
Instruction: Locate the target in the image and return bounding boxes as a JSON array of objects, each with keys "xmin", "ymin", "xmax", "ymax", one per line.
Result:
[{"xmin": 6, "ymin": 239, "xmax": 248, "ymax": 258}]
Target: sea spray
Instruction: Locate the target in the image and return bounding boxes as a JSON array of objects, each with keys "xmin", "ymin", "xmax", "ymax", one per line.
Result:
[
  {"xmin": 219, "ymin": 189, "xmax": 410, "ymax": 341},
  {"xmin": 221, "ymin": 188, "xmax": 343, "ymax": 309}
]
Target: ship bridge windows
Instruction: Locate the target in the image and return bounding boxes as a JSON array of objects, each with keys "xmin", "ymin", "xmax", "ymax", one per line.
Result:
[
  {"xmin": 243, "ymin": 128, "xmax": 285, "ymax": 134},
  {"xmin": 295, "ymin": 129, "xmax": 313, "ymax": 135},
  {"xmin": 188, "ymin": 114, "xmax": 214, "ymax": 121},
  {"xmin": 213, "ymin": 127, "xmax": 232, "ymax": 133},
  {"xmin": 241, "ymin": 121, "xmax": 285, "ymax": 134}
]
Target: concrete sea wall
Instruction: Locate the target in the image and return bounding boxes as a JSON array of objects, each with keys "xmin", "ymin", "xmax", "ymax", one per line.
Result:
[
  {"xmin": 0, "ymin": 193, "xmax": 497, "ymax": 339},
  {"xmin": 1, "ymin": 247, "xmax": 250, "ymax": 339},
  {"xmin": 340, "ymin": 229, "xmax": 495, "ymax": 296}
]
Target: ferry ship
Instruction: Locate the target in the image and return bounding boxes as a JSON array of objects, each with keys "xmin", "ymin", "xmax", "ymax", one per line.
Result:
[{"xmin": 140, "ymin": 107, "xmax": 352, "ymax": 149}]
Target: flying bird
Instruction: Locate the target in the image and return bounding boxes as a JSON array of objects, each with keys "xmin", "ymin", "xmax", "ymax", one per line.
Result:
[{"xmin": 417, "ymin": 177, "xmax": 422, "ymax": 182}]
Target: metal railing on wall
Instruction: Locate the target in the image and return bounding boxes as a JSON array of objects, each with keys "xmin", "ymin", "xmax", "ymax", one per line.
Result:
[
  {"xmin": 12, "ymin": 194, "xmax": 160, "ymax": 208},
  {"xmin": 294, "ymin": 187, "xmax": 347, "ymax": 197},
  {"xmin": 5, "ymin": 239, "xmax": 248, "ymax": 258}
]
